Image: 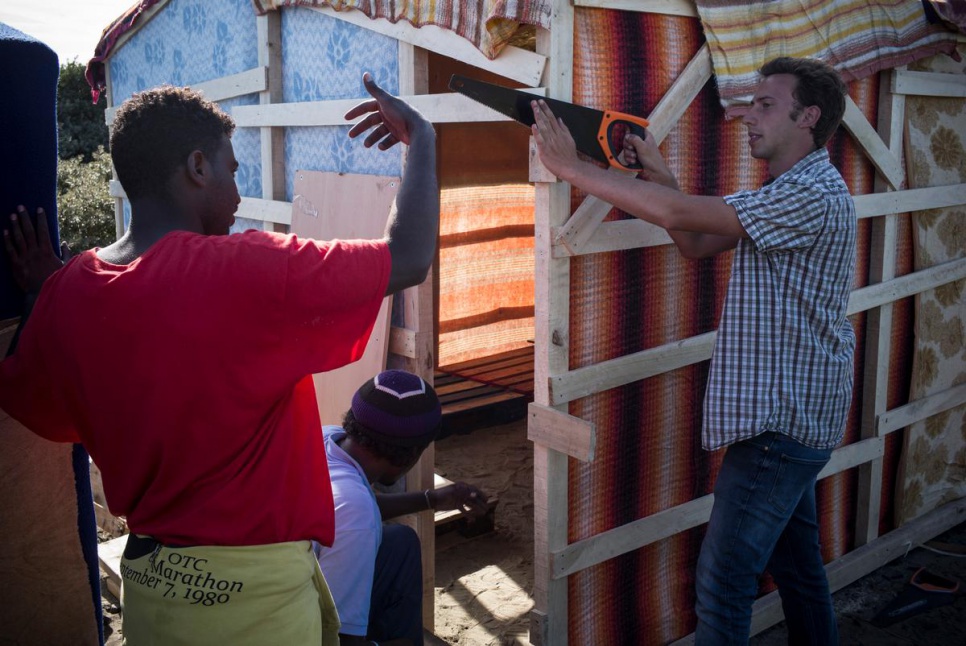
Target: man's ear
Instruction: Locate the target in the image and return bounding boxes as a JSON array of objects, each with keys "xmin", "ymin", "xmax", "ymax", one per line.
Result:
[
  {"xmin": 798, "ymin": 105, "xmax": 821, "ymax": 129},
  {"xmin": 185, "ymin": 149, "xmax": 208, "ymax": 187}
]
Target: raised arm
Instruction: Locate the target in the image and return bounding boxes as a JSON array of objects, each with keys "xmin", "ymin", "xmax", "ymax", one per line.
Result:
[
  {"xmin": 532, "ymin": 100, "xmax": 745, "ymax": 259},
  {"xmin": 345, "ymin": 73, "xmax": 439, "ymax": 295}
]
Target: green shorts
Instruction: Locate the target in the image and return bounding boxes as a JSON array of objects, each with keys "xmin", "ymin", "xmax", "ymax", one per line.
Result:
[{"xmin": 120, "ymin": 535, "xmax": 339, "ymax": 646}]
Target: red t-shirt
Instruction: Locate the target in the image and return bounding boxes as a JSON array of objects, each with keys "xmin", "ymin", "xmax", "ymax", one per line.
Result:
[{"xmin": 0, "ymin": 230, "xmax": 390, "ymax": 547}]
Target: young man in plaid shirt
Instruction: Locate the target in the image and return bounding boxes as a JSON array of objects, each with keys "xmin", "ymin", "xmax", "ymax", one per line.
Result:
[{"xmin": 532, "ymin": 57, "xmax": 854, "ymax": 644}]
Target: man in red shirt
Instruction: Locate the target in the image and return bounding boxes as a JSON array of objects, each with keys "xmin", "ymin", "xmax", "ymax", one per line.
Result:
[{"xmin": 1, "ymin": 73, "xmax": 438, "ymax": 645}]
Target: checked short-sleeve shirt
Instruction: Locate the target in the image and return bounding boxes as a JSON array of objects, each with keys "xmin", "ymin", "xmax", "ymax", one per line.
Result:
[{"xmin": 703, "ymin": 148, "xmax": 857, "ymax": 451}]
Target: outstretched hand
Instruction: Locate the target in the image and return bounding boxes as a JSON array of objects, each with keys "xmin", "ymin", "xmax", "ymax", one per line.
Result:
[
  {"xmin": 345, "ymin": 72, "xmax": 430, "ymax": 150},
  {"xmin": 433, "ymin": 481, "xmax": 489, "ymax": 518},
  {"xmin": 530, "ymin": 99, "xmax": 581, "ymax": 178},
  {"xmin": 3, "ymin": 206, "xmax": 71, "ymax": 295}
]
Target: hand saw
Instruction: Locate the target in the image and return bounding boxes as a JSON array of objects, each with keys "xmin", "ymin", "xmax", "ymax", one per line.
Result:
[{"xmin": 448, "ymin": 74, "xmax": 649, "ymax": 171}]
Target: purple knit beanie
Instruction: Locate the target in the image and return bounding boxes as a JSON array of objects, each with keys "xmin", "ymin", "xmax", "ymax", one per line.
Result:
[{"xmin": 350, "ymin": 370, "xmax": 442, "ymax": 447}]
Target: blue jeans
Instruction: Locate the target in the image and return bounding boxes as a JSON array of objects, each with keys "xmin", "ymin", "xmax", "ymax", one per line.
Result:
[
  {"xmin": 368, "ymin": 523, "xmax": 424, "ymax": 646},
  {"xmin": 695, "ymin": 432, "xmax": 838, "ymax": 645}
]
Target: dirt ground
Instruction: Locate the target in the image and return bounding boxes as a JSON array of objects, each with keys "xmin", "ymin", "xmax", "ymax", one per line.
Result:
[{"xmin": 100, "ymin": 418, "xmax": 965, "ymax": 645}]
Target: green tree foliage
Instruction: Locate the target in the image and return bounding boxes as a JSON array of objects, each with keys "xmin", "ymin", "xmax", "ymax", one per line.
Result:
[
  {"xmin": 55, "ymin": 61, "xmax": 115, "ymax": 251},
  {"xmin": 57, "ymin": 60, "xmax": 109, "ymax": 162},
  {"xmin": 58, "ymin": 146, "xmax": 115, "ymax": 252}
]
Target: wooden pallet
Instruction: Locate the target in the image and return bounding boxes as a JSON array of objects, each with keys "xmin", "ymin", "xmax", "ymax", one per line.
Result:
[{"xmin": 435, "ymin": 346, "xmax": 534, "ymax": 437}]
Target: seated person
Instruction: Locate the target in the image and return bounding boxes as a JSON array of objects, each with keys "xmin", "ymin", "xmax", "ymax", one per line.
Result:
[{"xmin": 318, "ymin": 369, "xmax": 488, "ymax": 646}]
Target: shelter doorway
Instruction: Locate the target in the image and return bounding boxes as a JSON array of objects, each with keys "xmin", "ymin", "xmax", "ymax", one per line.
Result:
[{"xmin": 428, "ymin": 53, "xmax": 537, "ymax": 438}]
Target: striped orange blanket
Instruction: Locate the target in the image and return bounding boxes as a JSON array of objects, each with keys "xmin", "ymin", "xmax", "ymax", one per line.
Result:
[{"xmin": 694, "ymin": 0, "xmax": 960, "ymax": 113}]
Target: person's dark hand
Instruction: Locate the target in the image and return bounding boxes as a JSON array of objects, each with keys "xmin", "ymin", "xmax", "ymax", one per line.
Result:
[
  {"xmin": 433, "ymin": 482, "xmax": 489, "ymax": 518},
  {"xmin": 344, "ymin": 72, "xmax": 432, "ymax": 150},
  {"xmin": 3, "ymin": 206, "xmax": 71, "ymax": 295}
]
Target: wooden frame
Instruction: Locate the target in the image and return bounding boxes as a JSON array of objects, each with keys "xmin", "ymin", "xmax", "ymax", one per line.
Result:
[{"xmin": 527, "ymin": 2, "xmax": 966, "ymax": 643}]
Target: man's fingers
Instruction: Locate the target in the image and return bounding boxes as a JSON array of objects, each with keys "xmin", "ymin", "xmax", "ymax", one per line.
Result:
[
  {"xmin": 2, "ymin": 228, "xmax": 18, "ymax": 262},
  {"xmin": 344, "ymin": 98, "xmax": 379, "ymax": 123},
  {"xmin": 8, "ymin": 209, "xmax": 27, "ymax": 253},
  {"xmin": 34, "ymin": 207, "xmax": 50, "ymax": 245},
  {"xmin": 19, "ymin": 206, "xmax": 38, "ymax": 245}
]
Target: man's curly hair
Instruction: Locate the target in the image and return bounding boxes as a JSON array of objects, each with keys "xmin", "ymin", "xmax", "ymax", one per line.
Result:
[
  {"xmin": 110, "ymin": 85, "xmax": 235, "ymax": 201},
  {"xmin": 342, "ymin": 410, "xmax": 430, "ymax": 468}
]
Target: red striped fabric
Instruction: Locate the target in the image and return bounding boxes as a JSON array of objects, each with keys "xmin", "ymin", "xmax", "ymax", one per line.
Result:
[{"xmin": 565, "ymin": 7, "xmax": 909, "ymax": 643}]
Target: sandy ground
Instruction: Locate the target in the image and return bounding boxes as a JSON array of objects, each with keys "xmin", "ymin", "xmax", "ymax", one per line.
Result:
[{"xmin": 431, "ymin": 418, "xmax": 534, "ymax": 646}]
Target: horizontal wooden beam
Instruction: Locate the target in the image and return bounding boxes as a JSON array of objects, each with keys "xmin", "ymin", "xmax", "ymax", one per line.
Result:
[
  {"xmin": 847, "ymin": 256, "xmax": 966, "ymax": 316},
  {"xmin": 310, "ymin": 6, "xmax": 546, "ymax": 87},
  {"xmin": 238, "ymin": 197, "xmax": 291, "ymax": 225},
  {"xmin": 548, "ymin": 257, "xmax": 965, "ymax": 406},
  {"xmin": 553, "ymin": 494, "xmax": 713, "ymax": 579},
  {"xmin": 854, "ymin": 183, "xmax": 966, "ymax": 220},
  {"xmin": 549, "ymin": 331, "xmax": 715, "ymax": 406},
  {"xmin": 553, "ymin": 435, "xmax": 895, "ymax": 580},
  {"xmin": 232, "ymin": 90, "xmax": 545, "ymax": 127},
  {"xmin": 527, "ymin": 403, "xmax": 596, "ymax": 462},
  {"xmin": 892, "ymin": 69, "xmax": 966, "ymax": 98},
  {"xmin": 878, "ymin": 382, "xmax": 966, "ymax": 436},
  {"xmin": 817, "ymin": 437, "xmax": 882, "ymax": 479},
  {"xmin": 574, "ymin": 0, "xmax": 698, "ymax": 17},
  {"xmin": 107, "ymin": 66, "xmax": 269, "ymax": 124},
  {"xmin": 553, "ymin": 183, "xmax": 966, "ymax": 258}
]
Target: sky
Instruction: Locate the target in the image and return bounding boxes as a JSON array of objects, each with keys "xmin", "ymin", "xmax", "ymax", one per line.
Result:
[{"xmin": 0, "ymin": 0, "xmax": 135, "ymax": 65}]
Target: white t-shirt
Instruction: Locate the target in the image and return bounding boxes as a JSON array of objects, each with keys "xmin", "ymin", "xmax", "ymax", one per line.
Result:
[{"xmin": 316, "ymin": 426, "xmax": 382, "ymax": 636}]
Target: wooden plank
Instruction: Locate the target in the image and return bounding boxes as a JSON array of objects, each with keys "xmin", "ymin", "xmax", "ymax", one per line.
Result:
[
  {"xmin": 97, "ymin": 534, "xmax": 129, "ymax": 599},
  {"xmin": 258, "ymin": 11, "xmax": 286, "ymax": 233},
  {"xmin": 231, "ymin": 90, "xmax": 545, "ymax": 128},
  {"xmin": 388, "ymin": 326, "xmax": 417, "ymax": 359},
  {"xmin": 550, "ymin": 331, "xmax": 715, "ymax": 406},
  {"xmin": 854, "ymin": 70, "xmax": 903, "ymax": 548},
  {"xmin": 309, "ymin": 6, "xmax": 547, "ymax": 87},
  {"xmin": 553, "ymin": 45, "xmax": 712, "ymax": 255},
  {"xmin": 531, "ymin": 13, "xmax": 575, "ymax": 644},
  {"xmin": 841, "ymin": 96, "xmax": 905, "ymax": 190},
  {"xmin": 853, "ymin": 183, "xmax": 966, "ymax": 220},
  {"xmin": 238, "ymin": 197, "xmax": 291, "ymax": 225},
  {"xmin": 892, "ymin": 69, "xmax": 966, "ymax": 98},
  {"xmin": 817, "ymin": 437, "xmax": 883, "ymax": 480},
  {"xmin": 553, "ymin": 435, "xmax": 884, "ymax": 580},
  {"xmin": 547, "ymin": 256, "xmax": 966, "ymax": 407},
  {"xmin": 441, "ymin": 390, "xmax": 524, "ymax": 414},
  {"xmin": 440, "ymin": 346, "xmax": 533, "ymax": 372},
  {"xmin": 105, "ymin": 66, "xmax": 271, "ymax": 125},
  {"xmin": 575, "ymin": 0, "xmax": 699, "ymax": 16},
  {"xmin": 847, "ymin": 256, "xmax": 966, "ymax": 316},
  {"xmin": 527, "ymin": 403, "xmax": 596, "ymax": 462},
  {"xmin": 553, "ymin": 495, "xmax": 714, "ymax": 579},
  {"xmin": 290, "ymin": 171, "xmax": 399, "ymax": 425},
  {"xmin": 552, "ymin": 183, "xmax": 966, "ymax": 257},
  {"xmin": 879, "ymin": 382, "xmax": 966, "ymax": 436}
]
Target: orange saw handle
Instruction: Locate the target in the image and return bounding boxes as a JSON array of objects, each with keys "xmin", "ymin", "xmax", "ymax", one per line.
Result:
[{"xmin": 598, "ymin": 111, "xmax": 650, "ymax": 170}]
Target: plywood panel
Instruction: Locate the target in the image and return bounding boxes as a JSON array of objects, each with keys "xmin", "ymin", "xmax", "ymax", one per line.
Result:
[{"xmin": 290, "ymin": 170, "xmax": 399, "ymax": 425}]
